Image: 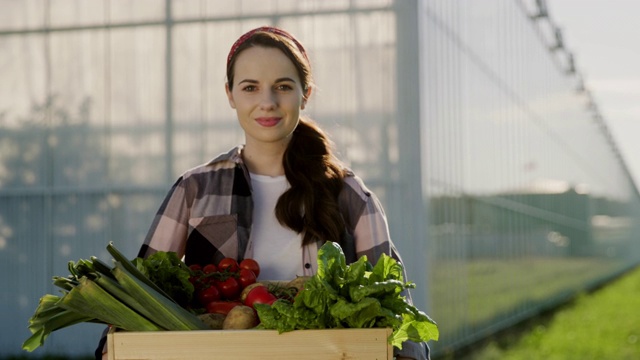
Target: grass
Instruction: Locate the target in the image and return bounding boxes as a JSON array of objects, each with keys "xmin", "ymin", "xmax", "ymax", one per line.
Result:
[
  {"xmin": 445, "ymin": 264, "xmax": 640, "ymax": 359},
  {"xmin": 431, "ymin": 257, "xmax": 621, "ymax": 341}
]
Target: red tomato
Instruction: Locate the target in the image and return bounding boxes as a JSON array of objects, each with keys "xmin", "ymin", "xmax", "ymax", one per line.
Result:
[
  {"xmin": 218, "ymin": 258, "xmax": 239, "ymax": 273},
  {"xmin": 216, "ymin": 277, "xmax": 241, "ymax": 299},
  {"xmin": 244, "ymin": 285, "xmax": 277, "ymax": 308},
  {"xmin": 240, "ymin": 283, "xmax": 266, "ymax": 303},
  {"xmin": 237, "ymin": 268, "xmax": 257, "ymax": 288},
  {"xmin": 239, "ymin": 258, "xmax": 260, "ymax": 278},
  {"xmin": 197, "ymin": 285, "xmax": 220, "ymax": 305},
  {"xmin": 188, "ymin": 264, "xmax": 202, "ymax": 273},
  {"xmin": 202, "ymin": 264, "xmax": 218, "ymax": 274},
  {"xmin": 191, "ymin": 275, "xmax": 209, "ymax": 291},
  {"xmin": 206, "ymin": 301, "xmax": 242, "ymax": 315}
]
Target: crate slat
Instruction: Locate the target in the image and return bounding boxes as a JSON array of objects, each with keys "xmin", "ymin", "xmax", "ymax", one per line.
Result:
[{"xmin": 108, "ymin": 328, "xmax": 392, "ymax": 360}]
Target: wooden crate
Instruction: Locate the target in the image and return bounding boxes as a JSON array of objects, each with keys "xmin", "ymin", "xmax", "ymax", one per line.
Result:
[{"xmin": 107, "ymin": 328, "xmax": 393, "ymax": 360}]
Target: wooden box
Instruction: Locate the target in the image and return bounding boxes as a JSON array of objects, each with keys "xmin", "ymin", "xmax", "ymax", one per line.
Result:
[{"xmin": 107, "ymin": 328, "xmax": 393, "ymax": 360}]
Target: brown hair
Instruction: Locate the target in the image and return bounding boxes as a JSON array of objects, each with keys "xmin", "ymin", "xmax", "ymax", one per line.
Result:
[
  {"xmin": 226, "ymin": 28, "xmax": 347, "ymax": 246},
  {"xmin": 226, "ymin": 30, "xmax": 312, "ymax": 95}
]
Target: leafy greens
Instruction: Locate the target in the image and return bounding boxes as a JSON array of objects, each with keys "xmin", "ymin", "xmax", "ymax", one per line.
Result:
[
  {"xmin": 133, "ymin": 251, "xmax": 194, "ymax": 308},
  {"xmin": 255, "ymin": 242, "xmax": 439, "ymax": 349}
]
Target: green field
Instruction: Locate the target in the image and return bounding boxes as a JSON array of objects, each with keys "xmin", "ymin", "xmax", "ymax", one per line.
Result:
[
  {"xmin": 449, "ymin": 264, "xmax": 640, "ymax": 359},
  {"xmin": 431, "ymin": 257, "xmax": 622, "ymax": 343}
]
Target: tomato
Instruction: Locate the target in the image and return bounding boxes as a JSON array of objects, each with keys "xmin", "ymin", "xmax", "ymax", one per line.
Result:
[
  {"xmin": 240, "ymin": 283, "xmax": 266, "ymax": 303},
  {"xmin": 202, "ymin": 264, "xmax": 218, "ymax": 274},
  {"xmin": 216, "ymin": 277, "xmax": 241, "ymax": 299},
  {"xmin": 244, "ymin": 285, "xmax": 277, "ymax": 308},
  {"xmin": 206, "ymin": 300, "xmax": 242, "ymax": 315},
  {"xmin": 191, "ymin": 276, "xmax": 209, "ymax": 290},
  {"xmin": 188, "ymin": 264, "xmax": 202, "ymax": 273},
  {"xmin": 218, "ymin": 258, "xmax": 239, "ymax": 273},
  {"xmin": 237, "ymin": 268, "xmax": 257, "ymax": 288},
  {"xmin": 239, "ymin": 259, "xmax": 260, "ymax": 278},
  {"xmin": 197, "ymin": 285, "xmax": 220, "ymax": 305}
]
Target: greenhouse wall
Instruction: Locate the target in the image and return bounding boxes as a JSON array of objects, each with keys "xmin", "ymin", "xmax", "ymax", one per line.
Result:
[
  {"xmin": 419, "ymin": 0, "xmax": 640, "ymax": 354},
  {"xmin": 0, "ymin": 0, "xmax": 638, "ymax": 357}
]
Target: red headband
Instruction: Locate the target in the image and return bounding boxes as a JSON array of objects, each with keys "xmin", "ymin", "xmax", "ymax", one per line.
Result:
[{"xmin": 226, "ymin": 26, "xmax": 309, "ymax": 68}]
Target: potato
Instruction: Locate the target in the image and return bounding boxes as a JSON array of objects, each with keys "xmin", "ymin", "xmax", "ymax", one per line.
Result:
[
  {"xmin": 222, "ymin": 305, "xmax": 258, "ymax": 330},
  {"xmin": 286, "ymin": 276, "xmax": 311, "ymax": 292},
  {"xmin": 197, "ymin": 313, "xmax": 226, "ymax": 330}
]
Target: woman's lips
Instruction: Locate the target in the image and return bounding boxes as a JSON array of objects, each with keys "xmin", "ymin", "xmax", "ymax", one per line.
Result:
[{"xmin": 255, "ymin": 117, "xmax": 281, "ymax": 127}]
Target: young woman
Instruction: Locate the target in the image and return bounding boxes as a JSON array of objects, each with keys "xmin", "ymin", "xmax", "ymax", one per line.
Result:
[{"xmin": 98, "ymin": 26, "xmax": 429, "ymax": 360}]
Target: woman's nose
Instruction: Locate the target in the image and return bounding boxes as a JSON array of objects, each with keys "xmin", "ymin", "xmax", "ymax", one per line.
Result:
[{"xmin": 259, "ymin": 90, "xmax": 277, "ymax": 110}]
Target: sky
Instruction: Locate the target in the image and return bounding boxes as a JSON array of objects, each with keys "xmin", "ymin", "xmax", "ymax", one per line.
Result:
[{"xmin": 546, "ymin": 0, "xmax": 640, "ymax": 187}]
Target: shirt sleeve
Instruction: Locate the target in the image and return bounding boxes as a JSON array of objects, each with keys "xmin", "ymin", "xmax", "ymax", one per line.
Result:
[
  {"xmin": 138, "ymin": 176, "xmax": 191, "ymax": 258},
  {"xmin": 394, "ymin": 341, "xmax": 430, "ymax": 360}
]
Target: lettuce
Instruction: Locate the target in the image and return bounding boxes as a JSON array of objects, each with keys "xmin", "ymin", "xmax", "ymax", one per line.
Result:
[
  {"xmin": 134, "ymin": 251, "xmax": 194, "ymax": 308},
  {"xmin": 255, "ymin": 241, "xmax": 439, "ymax": 349}
]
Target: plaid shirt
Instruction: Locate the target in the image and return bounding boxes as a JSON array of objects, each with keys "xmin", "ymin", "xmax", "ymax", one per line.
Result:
[
  {"xmin": 138, "ymin": 145, "xmax": 403, "ymax": 276},
  {"xmin": 135, "ymin": 145, "xmax": 428, "ymax": 359}
]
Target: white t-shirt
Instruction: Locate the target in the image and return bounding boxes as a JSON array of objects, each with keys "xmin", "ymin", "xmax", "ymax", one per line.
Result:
[{"xmin": 250, "ymin": 173, "xmax": 303, "ymax": 280}]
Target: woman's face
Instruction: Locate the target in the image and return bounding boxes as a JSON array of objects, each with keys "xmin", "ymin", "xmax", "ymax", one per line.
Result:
[{"xmin": 226, "ymin": 46, "xmax": 307, "ymax": 149}]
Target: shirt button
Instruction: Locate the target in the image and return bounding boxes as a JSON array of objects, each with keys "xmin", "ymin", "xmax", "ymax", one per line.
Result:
[{"xmin": 304, "ymin": 263, "xmax": 311, "ymax": 269}]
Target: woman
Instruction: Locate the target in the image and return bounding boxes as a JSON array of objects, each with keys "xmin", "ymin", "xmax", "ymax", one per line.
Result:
[{"xmin": 98, "ymin": 26, "xmax": 429, "ymax": 360}]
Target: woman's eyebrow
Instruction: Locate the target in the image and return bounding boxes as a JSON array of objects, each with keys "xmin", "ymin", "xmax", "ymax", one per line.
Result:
[
  {"xmin": 238, "ymin": 77, "xmax": 297, "ymax": 85},
  {"xmin": 275, "ymin": 77, "xmax": 296, "ymax": 83}
]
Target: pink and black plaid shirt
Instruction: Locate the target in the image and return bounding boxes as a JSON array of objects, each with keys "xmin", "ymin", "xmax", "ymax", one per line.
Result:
[{"xmin": 138, "ymin": 145, "xmax": 404, "ymax": 277}]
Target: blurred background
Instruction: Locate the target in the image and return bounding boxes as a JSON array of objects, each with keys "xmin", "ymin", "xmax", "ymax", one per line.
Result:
[{"xmin": 1, "ymin": 0, "xmax": 639, "ymax": 358}]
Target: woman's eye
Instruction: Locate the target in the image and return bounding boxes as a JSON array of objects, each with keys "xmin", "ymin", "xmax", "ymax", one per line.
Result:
[
  {"xmin": 276, "ymin": 84, "xmax": 293, "ymax": 91},
  {"xmin": 242, "ymin": 85, "xmax": 257, "ymax": 92}
]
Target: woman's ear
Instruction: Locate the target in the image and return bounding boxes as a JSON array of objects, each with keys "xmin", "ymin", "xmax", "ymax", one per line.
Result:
[
  {"xmin": 225, "ymin": 83, "xmax": 236, "ymax": 109},
  {"xmin": 301, "ymin": 87, "xmax": 312, "ymax": 110}
]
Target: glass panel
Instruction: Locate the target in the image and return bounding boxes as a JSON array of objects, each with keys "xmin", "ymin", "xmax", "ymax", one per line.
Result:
[
  {"xmin": 109, "ymin": 0, "xmax": 166, "ymax": 23},
  {"xmin": 49, "ymin": 0, "xmax": 108, "ymax": 27},
  {"xmin": 0, "ymin": 0, "xmax": 45, "ymax": 30}
]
